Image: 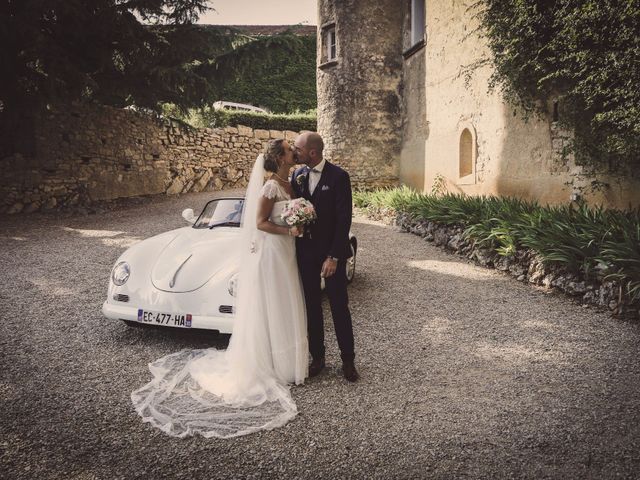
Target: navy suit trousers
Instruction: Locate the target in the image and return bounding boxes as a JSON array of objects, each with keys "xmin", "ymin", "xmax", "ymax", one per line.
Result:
[{"xmin": 297, "ymin": 253, "xmax": 355, "ymax": 363}]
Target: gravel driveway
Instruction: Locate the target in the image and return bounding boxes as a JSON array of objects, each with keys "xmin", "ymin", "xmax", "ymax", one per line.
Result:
[{"xmin": 2, "ymin": 191, "xmax": 640, "ymax": 479}]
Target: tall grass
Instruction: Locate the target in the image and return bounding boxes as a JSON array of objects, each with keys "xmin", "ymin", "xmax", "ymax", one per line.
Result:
[{"xmin": 355, "ymin": 187, "xmax": 640, "ymax": 302}]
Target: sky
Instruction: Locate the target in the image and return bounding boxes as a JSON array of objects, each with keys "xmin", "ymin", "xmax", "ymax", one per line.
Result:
[{"xmin": 197, "ymin": 0, "xmax": 317, "ymax": 26}]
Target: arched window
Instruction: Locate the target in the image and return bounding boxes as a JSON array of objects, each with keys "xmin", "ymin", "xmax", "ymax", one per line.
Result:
[{"xmin": 459, "ymin": 128, "xmax": 473, "ymax": 178}]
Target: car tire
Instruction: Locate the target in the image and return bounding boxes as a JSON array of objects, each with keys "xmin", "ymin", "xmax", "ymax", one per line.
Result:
[
  {"xmin": 123, "ymin": 320, "xmax": 142, "ymax": 328},
  {"xmin": 346, "ymin": 240, "xmax": 357, "ymax": 284}
]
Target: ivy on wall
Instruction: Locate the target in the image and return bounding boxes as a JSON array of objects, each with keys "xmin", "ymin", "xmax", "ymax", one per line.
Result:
[{"xmin": 476, "ymin": 0, "xmax": 640, "ymax": 172}]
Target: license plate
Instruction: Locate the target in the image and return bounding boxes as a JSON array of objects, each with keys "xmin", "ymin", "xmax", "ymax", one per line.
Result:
[{"xmin": 137, "ymin": 309, "xmax": 192, "ymax": 328}]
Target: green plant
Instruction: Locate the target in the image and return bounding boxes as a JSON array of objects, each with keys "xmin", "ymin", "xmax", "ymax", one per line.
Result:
[
  {"xmin": 430, "ymin": 173, "xmax": 447, "ymax": 196},
  {"xmin": 164, "ymin": 106, "xmax": 317, "ymax": 131},
  {"xmin": 210, "ymin": 109, "xmax": 317, "ymax": 131},
  {"xmin": 475, "ymin": 0, "xmax": 640, "ymax": 172},
  {"xmin": 353, "ymin": 186, "xmax": 420, "ymax": 214},
  {"xmin": 1, "ymin": 2, "xmax": 316, "ymax": 157},
  {"xmin": 600, "ymin": 217, "xmax": 640, "ymax": 302},
  {"xmin": 218, "ymin": 34, "xmax": 317, "ymax": 114},
  {"xmin": 355, "ymin": 187, "xmax": 640, "ymax": 303}
]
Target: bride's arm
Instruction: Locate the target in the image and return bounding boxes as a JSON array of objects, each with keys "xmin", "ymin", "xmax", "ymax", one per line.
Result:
[{"xmin": 256, "ymin": 196, "xmax": 302, "ymax": 236}]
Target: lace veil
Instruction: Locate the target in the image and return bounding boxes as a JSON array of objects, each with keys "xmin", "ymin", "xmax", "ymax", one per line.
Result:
[{"xmin": 130, "ymin": 154, "xmax": 300, "ymax": 438}]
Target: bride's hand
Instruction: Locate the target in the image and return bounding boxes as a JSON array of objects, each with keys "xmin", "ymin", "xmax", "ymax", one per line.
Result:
[{"xmin": 289, "ymin": 225, "xmax": 304, "ymax": 237}]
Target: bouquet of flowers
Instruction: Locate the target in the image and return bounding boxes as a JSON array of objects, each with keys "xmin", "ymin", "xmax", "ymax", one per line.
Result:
[{"xmin": 281, "ymin": 198, "xmax": 317, "ymax": 237}]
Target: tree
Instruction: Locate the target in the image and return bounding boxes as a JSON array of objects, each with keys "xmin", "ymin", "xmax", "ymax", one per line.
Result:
[
  {"xmin": 216, "ymin": 33, "xmax": 317, "ymax": 113},
  {"xmin": 1, "ymin": 0, "xmax": 216, "ymax": 115},
  {"xmin": 0, "ymin": 0, "xmax": 311, "ymax": 154}
]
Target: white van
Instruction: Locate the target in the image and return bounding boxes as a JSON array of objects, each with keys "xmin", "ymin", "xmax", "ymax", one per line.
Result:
[{"xmin": 212, "ymin": 101, "xmax": 269, "ymax": 114}]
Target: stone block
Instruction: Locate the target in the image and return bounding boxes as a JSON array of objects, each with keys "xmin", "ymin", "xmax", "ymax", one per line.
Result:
[
  {"xmin": 213, "ymin": 177, "xmax": 224, "ymax": 190},
  {"xmin": 237, "ymin": 125, "xmax": 253, "ymax": 137},
  {"xmin": 224, "ymin": 127, "xmax": 239, "ymax": 134},
  {"xmin": 166, "ymin": 177, "xmax": 184, "ymax": 195},
  {"xmin": 269, "ymin": 130, "xmax": 284, "ymax": 139},
  {"xmin": 284, "ymin": 130, "xmax": 298, "ymax": 141},
  {"xmin": 193, "ymin": 170, "xmax": 212, "ymax": 192},
  {"xmin": 8, "ymin": 202, "xmax": 23, "ymax": 214},
  {"xmin": 433, "ymin": 229, "xmax": 449, "ymax": 247},
  {"xmin": 24, "ymin": 202, "xmax": 40, "ymax": 213},
  {"xmin": 254, "ymin": 129, "xmax": 270, "ymax": 140}
]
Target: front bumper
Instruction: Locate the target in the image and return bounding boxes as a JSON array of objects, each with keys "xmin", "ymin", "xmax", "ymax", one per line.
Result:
[{"xmin": 102, "ymin": 301, "xmax": 234, "ymax": 334}]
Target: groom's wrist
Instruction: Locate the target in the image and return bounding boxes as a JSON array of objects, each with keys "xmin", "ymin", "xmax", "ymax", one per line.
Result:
[{"xmin": 327, "ymin": 256, "xmax": 339, "ymax": 262}]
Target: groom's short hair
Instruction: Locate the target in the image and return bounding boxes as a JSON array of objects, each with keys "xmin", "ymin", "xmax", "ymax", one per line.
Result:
[{"xmin": 305, "ymin": 133, "xmax": 324, "ymax": 155}]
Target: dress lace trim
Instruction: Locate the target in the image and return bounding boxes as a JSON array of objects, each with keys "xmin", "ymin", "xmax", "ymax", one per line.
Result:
[{"xmin": 261, "ymin": 179, "xmax": 291, "ymax": 201}]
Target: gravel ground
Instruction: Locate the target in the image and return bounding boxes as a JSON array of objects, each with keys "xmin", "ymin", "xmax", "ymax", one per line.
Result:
[{"xmin": 1, "ymin": 190, "xmax": 640, "ymax": 480}]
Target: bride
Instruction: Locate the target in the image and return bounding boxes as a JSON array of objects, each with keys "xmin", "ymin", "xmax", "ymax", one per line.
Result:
[{"xmin": 131, "ymin": 139, "xmax": 309, "ymax": 438}]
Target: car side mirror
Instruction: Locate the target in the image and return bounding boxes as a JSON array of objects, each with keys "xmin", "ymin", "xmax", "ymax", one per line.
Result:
[{"xmin": 182, "ymin": 208, "xmax": 196, "ymax": 224}]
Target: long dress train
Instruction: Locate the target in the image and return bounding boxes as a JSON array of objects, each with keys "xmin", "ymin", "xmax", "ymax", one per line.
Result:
[{"xmin": 131, "ymin": 165, "xmax": 308, "ymax": 438}]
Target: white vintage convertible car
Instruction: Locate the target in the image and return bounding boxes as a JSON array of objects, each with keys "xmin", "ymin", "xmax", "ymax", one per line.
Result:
[{"xmin": 102, "ymin": 196, "xmax": 358, "ymax": 333}]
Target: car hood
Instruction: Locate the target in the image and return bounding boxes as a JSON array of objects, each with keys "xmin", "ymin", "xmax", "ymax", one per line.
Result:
[{"xmin": 151, "ymin": 227, "xmax": 240, "ymax": 293}]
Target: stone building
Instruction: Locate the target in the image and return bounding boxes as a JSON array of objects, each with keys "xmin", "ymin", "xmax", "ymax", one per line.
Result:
[{"xmin": 316, "ymin": 0, "xmax": 640, "ymax": 208}]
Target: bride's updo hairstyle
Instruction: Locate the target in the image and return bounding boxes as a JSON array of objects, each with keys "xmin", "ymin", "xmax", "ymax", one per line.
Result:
[{"xmin": 263, "ymin": 139, "xmax": 285, "ymax": 173}]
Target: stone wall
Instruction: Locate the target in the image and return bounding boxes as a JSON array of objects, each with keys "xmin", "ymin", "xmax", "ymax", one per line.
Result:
[
  {"xmin": 393, "ymin": 212, "xmax": 639, "ymax": 319},
  {"xmin": 399, "ymin": 4, "xmax": 428, "ymax": 191},
  {"xmin": 317, "ymin": 0, "xmax": 404, "ymax": 189},
  {"xmin": 0, "ymin": 104, "xmax": 301, "ymax": 214},
  {"xmin": 421, "ymin": 1, "xmax": 640, "ymax": 209}
]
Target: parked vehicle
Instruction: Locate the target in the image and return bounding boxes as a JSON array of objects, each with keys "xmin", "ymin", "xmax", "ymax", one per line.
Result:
[
  {"xmin": 102, "ymin": 197, "xmax": 358, "ymax": 333},
  {"xmin": 212, "ymin": 101, "xmax": 269, "ymax": 114}
]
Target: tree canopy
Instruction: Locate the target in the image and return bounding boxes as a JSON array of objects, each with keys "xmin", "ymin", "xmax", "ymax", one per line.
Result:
[
  {"xmin": 0, "ymin": 0, "xmax": 312, "ymax": 115},
  {"xmin": 217, "ymin": 33, "xmax": 317, "ymax": 113},
  {"xmin": 476, "ymin": 0, "xmax": 640, "ymax": 171}
]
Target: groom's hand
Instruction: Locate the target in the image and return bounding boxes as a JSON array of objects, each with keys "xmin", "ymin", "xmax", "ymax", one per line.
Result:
[{"xmin": 321, "ymin": 257, "xmax": 338, "ymax": 278}]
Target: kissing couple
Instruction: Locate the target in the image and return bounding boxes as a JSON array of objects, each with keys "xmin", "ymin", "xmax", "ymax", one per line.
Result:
[{"xmin": 132, "ymin": 132, "xmax": 358, "ymax": 438}]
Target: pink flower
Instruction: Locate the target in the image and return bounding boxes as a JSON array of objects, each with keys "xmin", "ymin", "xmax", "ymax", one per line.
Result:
[{"xmin": 281, "ymin": 198, "xmax": 317, "ymax": 227}]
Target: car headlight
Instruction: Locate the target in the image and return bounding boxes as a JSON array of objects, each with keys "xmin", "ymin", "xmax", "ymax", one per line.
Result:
[
  {"xmin": 228, "ymin": 274, "xmax": 238, "ymax": 297},
  {"xmin": 112, "ymin": 261, "xmax": 130, "ymax": 286}
]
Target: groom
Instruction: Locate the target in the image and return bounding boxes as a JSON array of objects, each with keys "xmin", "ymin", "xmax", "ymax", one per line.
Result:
[{"xmin": 291, "ymin": 132, "xmax": 359, "ymax": 382}]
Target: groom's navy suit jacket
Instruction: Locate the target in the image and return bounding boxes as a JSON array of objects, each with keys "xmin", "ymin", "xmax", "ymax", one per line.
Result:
[
  {"xmin": 291, "ymin": 160, "xmax": 356, "ymax": 362},
  {"xmin": 291, "ymin": 161, "xmax": 353, "ymax": 260}
]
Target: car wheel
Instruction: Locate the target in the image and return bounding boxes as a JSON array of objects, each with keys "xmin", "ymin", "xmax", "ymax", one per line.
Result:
[
  {"xmin": 123, "ymin": 320, "xmax": 142, "ymax": 328},
  {"xmin": 346, "ymin": 240, "xmax": 357, "ymax": 283}
]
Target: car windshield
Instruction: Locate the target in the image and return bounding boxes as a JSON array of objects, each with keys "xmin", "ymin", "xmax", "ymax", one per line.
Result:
[{"xmin": 194, "ymin": 199, "xmax": 245, "ymax": 229}]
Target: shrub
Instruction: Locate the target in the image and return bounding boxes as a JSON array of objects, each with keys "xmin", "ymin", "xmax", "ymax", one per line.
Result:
[
  {"xmin": 162, "ymin": 104, "xmax": 317, "ymax": 131},
  {"xmin": 218, "ymin": 34, "xmax": 317, "ymax": 114},
  {"xmin": 206, "ymin": 109, "xmax": 317, "ymax": 131},
  {"xmin": 355, "ymin": 188, "xmax": 640, "ymax": 302}
]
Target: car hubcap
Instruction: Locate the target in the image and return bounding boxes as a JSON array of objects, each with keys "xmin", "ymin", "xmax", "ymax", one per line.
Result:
[{"xmin": 346, "ymin": 244, "xmax": 356, "ymax": 281}]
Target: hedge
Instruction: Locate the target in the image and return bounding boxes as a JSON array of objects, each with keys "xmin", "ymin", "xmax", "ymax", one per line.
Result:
[{"xmin": 203, "ymin": 108, "xmax": 317, "ymax": 132}]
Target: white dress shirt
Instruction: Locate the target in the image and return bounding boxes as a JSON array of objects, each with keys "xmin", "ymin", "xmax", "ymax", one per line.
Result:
[{"xmin": 309, "ymin": 158, "xmax": 326, "ymax": 195}]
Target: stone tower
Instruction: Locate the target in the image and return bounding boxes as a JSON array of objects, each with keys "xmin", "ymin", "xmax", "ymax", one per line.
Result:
[{"xmin": 316, "ymin": 0, "xmax": 404, "ymax": 188}]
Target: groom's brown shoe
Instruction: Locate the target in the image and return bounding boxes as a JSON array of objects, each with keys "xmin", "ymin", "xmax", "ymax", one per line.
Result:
[
  {"xmin": 309, "ymin": 357, "xmax": 325, "ymax": 377},
  {"xmin": 342, "ymin": 360, "xmax": 359, "ymax": 382}
]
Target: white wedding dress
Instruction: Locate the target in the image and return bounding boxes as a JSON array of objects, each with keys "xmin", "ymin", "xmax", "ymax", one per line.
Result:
[{"xmin": 131, "ymin": 156, "xmax": 308, "ymax": 438}]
